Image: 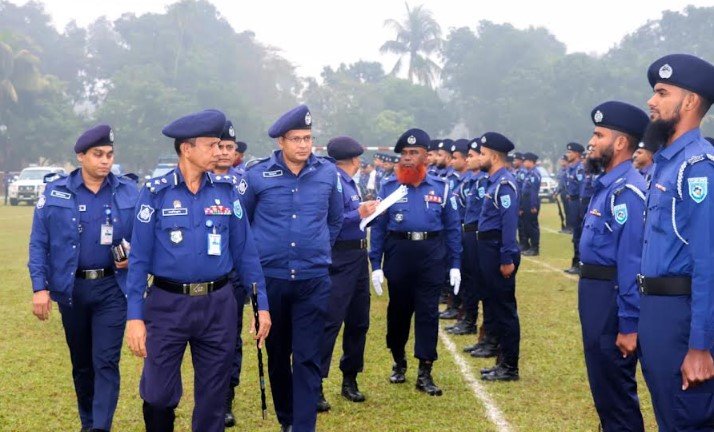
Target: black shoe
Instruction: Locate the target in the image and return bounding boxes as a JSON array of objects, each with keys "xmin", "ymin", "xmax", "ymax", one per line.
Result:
[
  {"xmin": 317, "ymin": 382, "xmax": 331, "ymax": 412},
  {"xmin": 558, "ymin": 228, "xmax": 572, "ymax": 234},
  {"xmin": 444, "ymin": 321, "xmax": 460, "ymax": 331},
  {"xmin": 439, "ymin": 293, "xmax": 448, "ymax": 304},
  {"xmin": 280, "ymin": 425, "xmax": 293, "ymax": 432},
  {"xmin": 415, "ymin": 361, "xmax": 443, "ymax": 396},
  {"xmin": 448, "ymin": 321, "xmax": 477, "ymax": 335},
  {"xmin": 390, "ymin": 358, "xmax": 407, "ymax": 384},
  {"xmin": 470, "ymin": 344, "xmax": 498, "ymax": 358},
  {"xmin": 225, "ymin": 386, "xmax": 236, "ymax": 427},
  {"xmin": 563, "ymin": 266, "xmax": 580, "ymax": 275},
  {"xmin": 481, "ymin": 364, "xmax": 519, "ymax": 381},
  {"xmin": 341, "ymin": 374, "xmax": 365, "ymax": 402},
  {"xmin": 439, "ymin": 308, "xmax": 458, "ymax": 320},
  {"xmin": 522, "ymin": 249, "xmax": 539, "ymax": 256},
  {"xmin": 480, "ymin": 363, "xmax": 499, "ymax": 375},
  {"xmin": 463, "ymin": 342, "xmax": 481, "ymax": 353}
]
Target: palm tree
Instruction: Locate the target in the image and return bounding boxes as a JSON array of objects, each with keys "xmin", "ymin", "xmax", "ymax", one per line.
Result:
[
  {"xmin": 380, "ymin": 2, "xmax": 442, "ymax": 88},
  {"xmin": 0, "ymin": 39, "xmax": 47, "ymax": 106}
]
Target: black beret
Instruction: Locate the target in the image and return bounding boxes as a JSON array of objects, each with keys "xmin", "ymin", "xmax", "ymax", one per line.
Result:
[
  {"xmin": 637, "ymin": 141, "xmax": 657, "ymax": 153},
  {"xmin": 566, "ymin": 142, "xmax": 585, "ymax": 153},
  {"xmin": 162, "ymin": 109, "xmax": 226, "ymax": 140},
  {"xmin": 327, "ymin": 136, "xmax": 364, "ymax": 160},
  {"xmin": 468, "ymin": 138, "xmax": 481, "ymax": 153},
  {"xmin": 513, "ymin": 152, "xmax": 524, "ymax": 160},
  {"xmin": 450, "ymin": 139, "xmax": 470, "ymax": 156},
  {"xmin": 394, "ymin": 128, "xmax": 431, "ymax": 153},
  {"xmin": 220, "ymin": 120, "xmax": 236, "ymax": 142},
  {"xmin": 523, "ymin": 152, "xmax": 538, "ymax": 162},
  {"xmin": 268, "ymin": 104, "xmax": 312, "ymax": 138},
  {"xmin": 478, "ymin": 132, "xmax": 515, "ymax": 154},
  {"xmin": 439, "ymin": 138, "xmax": 453, "ymax": 151},
  {"xmin": 236, "ymin": 141, "xmax": 248, "ymax": 153},
  {"xmin": 428, "ymin": 139, "xmax": 441, "ymax": 152},
  {"xmin": 74, "ymin": 124, "xmax": 114, "ymax": 153},
  {"xmin": 591, "ymin": 101, "xmax": 649, "ymax": 141},
  {"xmin": 648, "ymin": 54, "xmax": 714, "ymax": 102}
]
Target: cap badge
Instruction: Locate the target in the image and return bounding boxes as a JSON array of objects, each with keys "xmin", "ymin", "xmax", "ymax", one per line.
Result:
[
  {"xmin": 305, "ymin": 112, "xmax": 312, "ymax": 126},
  {"xmin": 593, "ymin": 110, "xmax": 604, "ymax": 123},
  {"xmin": 228, "ymin": 125, "xmax": 235, "ymax": 138},
  {"xmin": 659, "ymin": 64, "xmax": 673, "ymax": 79},
  {"xmin": 407, "ymin": 135, "xmax": 417, "ymax": 145}
]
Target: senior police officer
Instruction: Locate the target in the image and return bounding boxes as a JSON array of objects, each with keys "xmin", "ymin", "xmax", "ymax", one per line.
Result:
[
  {"xmin": 239, "ymin": 104, "xmax": 343, "ymax": 432},
  {"xmin": 637, "ymin": 54, "xmax": 714, "ymax": 431},
  {"xmin": 564, "ymin": 143, "xmax": 585, "ymax": 274},
  {"xmin": 369, "ymin": 128, "xmax": 462, "ymax": 396},
  {"xmin": 317, "ymin": 136, "xmax": 379, "ymax": 413},
  {"xmin": 124, "ymin": 109, "xmax": 271, "ymax": 432},
  {"xmin": 476, "ymin": 132, "xmax": 522, "ymax": 381},
  {"xmin": 28, "ymin": 124, "xmax": 139, "ymax": 432},
  {"xmin": 520, "ymin": 153, "xmax": 541, "ymax": 256},
  {"xmin": 578, "ymin": 101, "xmax": 649, "ymax": 431}
]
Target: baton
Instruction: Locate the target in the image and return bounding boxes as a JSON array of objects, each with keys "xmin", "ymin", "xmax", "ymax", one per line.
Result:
[
  {"xmin": 555, "ymin": 195, "xmax": 565, "ymax": 229},
  {"xmin": 250, "ymin": 282, "xmax": 268, "ymax": 420}
]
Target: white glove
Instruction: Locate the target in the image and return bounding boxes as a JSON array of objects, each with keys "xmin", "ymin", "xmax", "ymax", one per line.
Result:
[
  {"xmin": 450, "ymin": 268, "xmax": 461, "ymax": 295},
  {"xmin": 371, "ymin": 270, "xmax": 384, "ymax": 296}
]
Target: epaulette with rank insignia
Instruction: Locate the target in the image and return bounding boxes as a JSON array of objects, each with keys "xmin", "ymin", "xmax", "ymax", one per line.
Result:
[
  {"xmin": 43, "ymin": 172, "xmax": 66, "ymax": 183},
  {"xmin": 145, "ymin": 170, "xmax": 175, "ymax": 194},
  {"xmin": 246, "ymin": 157, "xmax": 269, "ymax": 170},
  {"xmin": 208, "ymin": 172, "xmax": 240, "ymax": 186}
]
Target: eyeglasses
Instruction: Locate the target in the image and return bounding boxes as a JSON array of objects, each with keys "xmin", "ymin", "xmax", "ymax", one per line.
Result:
[{"xmin": 283, "ymin": 135, "xmax": 314, "ymax": 144}]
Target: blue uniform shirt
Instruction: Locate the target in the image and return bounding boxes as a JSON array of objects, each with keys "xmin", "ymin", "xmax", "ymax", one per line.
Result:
[
  {"xmin": 641, "ymin": 128, "xmax": 714, "ymax": 350},
  {"xmin": 28, "ymin": 169, "xmax": 139, "ymax": 305},
  {"xmin": 451, "ymin": 170, "xmax": 473, "ymax": 221},
  {"xmin": 336, "ymin": 167, "xmax": 366, "ymax": 242},
  {"xmin": 520, "ymin": 168, "xmax": 541, "ymax": 210},
  {"xmin": 239, "ymin": 151, "xmax": 343, "ymax": 281},
  {"xmin": 566, "ymin": 161, "xmax": 585, "ymax": 196},
  {"xmin": 369, "ymin": 174, "xmax": 462, "ymax": 270},
  {"xmin": 579, "ymin": 161, "xmax": 646, "ymax": 334},
  {"xmin": 639, "ymin": 163, "xmax": 654, "ymax": 187},
  {"xmin": 515, "ymin": 167, "xmax": 527, "ymax": 192},
  {"xmin": 478, "ymin": 167, "xmax": 520, "ymax": 264},
  {"xmin": 228, "ymin": 165, "xmax": 245, "ymax": 180},
  {"xmin": 76, "ymin": 177, "xmax": 115, "ymax": 270},
  {"xmin": 556, "ymin": 167, "xmax": 567, "ymax": 194},
  {"xmin": 580, "ymin": 172, "xmax": 596, "ymax": 199},
  {"xmin": 462, "ymin": 171, "xmax": 488, "ymax": 225},
  {"xmin": 126, "ymin": 168, "xmax": 267, "ymax": 320}
]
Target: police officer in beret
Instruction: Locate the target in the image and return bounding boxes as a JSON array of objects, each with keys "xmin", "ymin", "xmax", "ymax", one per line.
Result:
[
  {"xmin": 520, "ymin": 152, "xmax": 541, "ymax": 256},
  {"xmin": 370, "ymin": 128, "xmax": 462, "ymax": 396},
  {"xmin": 125, "ymin": 109, "xmax": 271, "ymax": 432},
  {"xmin": 317, "ymin": 136, "xmax": 379, "ymax": 413},
  {"xmin": 513, "ymin": 152, "xmax": 528, "ymax": 250},
  {"xmin": 434, "ymin": 139, "xmax": 453, "ymax": 178},
  {"xmin": 632, "ymin": 141, "xmax": 655, "ymax": 186},
  {"xmin": 475, "ymin": 132, "xmax": 521, "ymax": 381},
  {"xmin": 427, "ymin": 140, "xmax": 440, "ymax": 175},
  {"xmin": 28, "ymin": 124, "xmax": 139, "ymax": 432},
  {"xmin": 564, "ymin": 142, "xmax": 585, "ymax": 274},
  {"xmin": 239, "ymin": 105, "xmax": 343, "ymax": 432},
  {"xmin": 555, "ymin": 156, "xmax": 571, "ymax": 233},
  {"xmin": 637, "ymin": 53, "xmax": 714, "ymax": 431},
  {"xmin": 578, "ymin": 101, "xmax": 649, "ymax": 431}
]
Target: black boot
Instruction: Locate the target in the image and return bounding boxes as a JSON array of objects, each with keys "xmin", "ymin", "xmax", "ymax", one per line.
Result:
[
  {"xmin": 143, "ymin": 401, "xmax": 176, "ymax": 432},
  {"xmin": 341, "ymin": 373, "xmax": 365, "ymax": 402},
  {"xmin": 470, "ymin": 341, "xmax": 498, "ymax": 358},
  {"xmin": 225, "ymin": 385, "xmax": 236, "ymax": 427},
  {"xmin": 448, "ymin": 319, "xmax": 477, "ymax": 335},
  {"xmin": 522, "ymin": 248, "xmax": 539, "ymax": 256},
  {"xmin": 390, "ymin": 358, "xmax": 407, "ymax": 384},
  {"xmin": 280, "ymin": 425, "xmax": 293, "ymax": 432},
  {"xmin": 481, "ymin": 363, "xmax": 519, "ymax": 381},
  {"xmin": 415, "ymin": 361, "xmax": 442, "ymax": 396},
  {"xmin": 439, "ymin": 307, "xmax": 458, "ymax": 320},
  {"xmin": 317, "ymin": 381, "xmax": 331, "ymax": 412}
]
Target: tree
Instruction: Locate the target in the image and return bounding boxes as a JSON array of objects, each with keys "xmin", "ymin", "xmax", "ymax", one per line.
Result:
[{"xmin": 380, "ymin": 2, "xmax": 442, "ymax": 88}]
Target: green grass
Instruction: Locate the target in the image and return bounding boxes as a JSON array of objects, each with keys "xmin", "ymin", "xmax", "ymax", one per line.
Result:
[{"xmin": 0, "ymin": 202, "xmax": 656, "ymax": 431}]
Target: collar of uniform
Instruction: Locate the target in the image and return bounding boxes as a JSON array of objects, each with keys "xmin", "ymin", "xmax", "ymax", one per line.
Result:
[
  {"xmin": 66, "ymin": 168, "xmax": 115, "ymax": 193},
  {"xmin": 337, "ymin": 166, "xmax": 355, "ymax": 184},
  {"xmin": 657, "ymin": 128, "xmax": 702, "ymax": 162},
  {"xmin": 597, "ymin": 160, "xmax": 632, "ymax": 189},
  {"xmin": 487, "ymin": 167, "xmax": 509, "ymax": 185},
  {"xmin": 172, "ymin": 166, "xmax": 213, "ymax": 189}
]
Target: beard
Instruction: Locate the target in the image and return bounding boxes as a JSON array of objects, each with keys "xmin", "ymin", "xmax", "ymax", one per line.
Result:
[
  {"xmin": 642, "ymin": 111, "xmax": 679, "ymax": 152},
  {"xmin": 586, "ymin": 144, "xmax": 613, "ymax": 174},
  {"xmin": 395, "ymin": 163, "xmax": 427, "ymax": 186},
  {"xmin": 436, "ymin": 160, "xmax": 447, "ymax": 169},
  {"xmin": 480, "ymin": 159, "xmax": 491, "ymax": 173}
]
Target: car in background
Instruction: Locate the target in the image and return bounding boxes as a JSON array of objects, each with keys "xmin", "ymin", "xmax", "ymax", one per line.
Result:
[
  {"xmin": 536, "ymin": 166, "xmax": 557, "ymax": 202},
  {"xmin": 146, "ymin": 156, "xmax": 178, "ymax": 180},
  {"xmin": 8, "ymin": 166, "xmax": 67, "ymax": 206}
]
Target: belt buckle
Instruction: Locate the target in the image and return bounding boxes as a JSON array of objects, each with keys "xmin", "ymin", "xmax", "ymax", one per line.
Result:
[
  {"xmin": 360, "ymin": 239, "xmax": 367, "ymax": 249},
  {"xmin": 189, "ymin": 283, "xmax": 209, "ymax": 296},
  {"xmin": 411, "ymin": 232, "xmax": 425, "ymax": 241},
  {"xmin": 636, "ymin": 274, "xmax": 646, "ymax": 293},
  {"xmin": 86, "ymin": 269, "xmax": 100, "ymax": 280}
]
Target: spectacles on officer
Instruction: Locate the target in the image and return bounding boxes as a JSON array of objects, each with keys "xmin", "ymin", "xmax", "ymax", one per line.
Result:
[{"xmin": 283, "ymin": 135, "xmax": 315, "ymax": 144}]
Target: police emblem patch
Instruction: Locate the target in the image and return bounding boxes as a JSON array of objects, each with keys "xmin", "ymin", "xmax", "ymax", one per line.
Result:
[
  {"xmin": 170, "ymin": 230, "xmax": 183, "ymax": 244},
  {"xmin": 576, "ymin": 173, "xmax": 583, "ymax": 181},
  {"xmin": 450, "ymin": 196, "xmax": 458, "ymax": 210},
  {"xmin": 394, "ymin": 213, "xmax": 404, "ymax": 222},
  {"xmin": 238, "ymin": 179, "xmax": 248, "ymax": 195},
  {"xmin": 407, "ymin": 135, "xmax": 417, "ymax": 145},
  {"xmin": 173, "ymin": 200, "xmax": 181, "ymax": 208},
  {"xmin": 688, "ymin": 177, "xmax": 708, "ymax": 203},
  {"xmin": 659, "ymin": 63, "xmax": 673, "ymax": 79},
  {"xmin": 137, "ymin": 204, "xmax": 155, "ymax": 223},
  {"xmin": 233, "ymin": 199, "xmax": 243, "ymax": 219},
  {"xmin": 36, "ymin": 194, "xmax": 46, "ymax": 209},
  {"xmin": 593, "ymin": 110, "xmax": 604, "ymax": 123},
  {"xmin": 613, "ymin": 204, "xmax": 628, "ymax": 224},
  {"xmin": 478, "ymin": 187, "xmax": 485, "ymax": 198},
  {"xmin": 500, "ymin": 195, "xmax": 511, "ymax": 209},
  {"xmin": 450, "ymin": 145, "xmax": 456, "ymax": 152},
  {"xmin": 336, "ymin": 174, "xmax": 343, "ymax": 193}
]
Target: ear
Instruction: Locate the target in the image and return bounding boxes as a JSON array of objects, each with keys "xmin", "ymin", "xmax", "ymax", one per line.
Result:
[{"xmin": 76, "ymin": 152, "xmax": 83, "ymax": 164}]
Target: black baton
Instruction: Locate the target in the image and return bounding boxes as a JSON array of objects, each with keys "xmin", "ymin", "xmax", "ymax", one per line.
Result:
[{"xmin": 250, "ymin": 282, "xmax": 268, "ymax": 420}]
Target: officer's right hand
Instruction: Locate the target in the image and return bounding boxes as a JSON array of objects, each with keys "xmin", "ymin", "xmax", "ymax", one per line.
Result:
[
  {"xmin": 32, "ymin": 290, "xmax": 52, "ymax": 321},
  {"xmin": 681, "ymin": 349, "xmax": 714, "ymax": 390},
  {"xmin": 500, "ymin": 263, "xmax": 515, "ymax": 279},
  {"xmin": 250, "ymin": 310, "xmax": 272, "ymax": 349},
  {"xmin": 371, "ymin": 270, "xmax": 384, "ymax": 296},
  {"xmin": 358, "ymin": 200, "xmax": 379, "ymax": 218},
  {"xmin": 126, "ymin": 319, "xmax": 147, "ymax": 358}
]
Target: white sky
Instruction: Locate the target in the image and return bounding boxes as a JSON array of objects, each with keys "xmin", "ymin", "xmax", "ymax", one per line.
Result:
[{"xmin": 10, "ymin": 0, "xmax": 714, "ymax": 78}]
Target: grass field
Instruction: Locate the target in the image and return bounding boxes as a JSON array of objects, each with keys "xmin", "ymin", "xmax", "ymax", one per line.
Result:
[{"xmin": 0, "ymin": 202, "xmax": 657, "ymax": 431}]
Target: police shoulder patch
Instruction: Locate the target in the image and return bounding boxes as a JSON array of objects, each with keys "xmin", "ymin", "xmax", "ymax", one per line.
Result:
[
  {"xmin": 450, "ymin": 196, "xmax": 458, "ymax": 210},
  {"xmin": 233, "ymin": 199, "xmax": 243, "ymax": 219},
  {"xmin": 137, "ymin": 204, "xmax": 155, "ymax": 223},
  {"xmin": 688, "ymin": 177, "xmax": 708, "ymax": 204},
  {"xmin": 500, "ymin": 194, "xmax": 511, "ymax": 209},
  {"xmin": 237, "ymin": 179, "xmax": 248, "ymax": 195},
  {"xmin": 336, "ymin": 173, "xmax": 343, "ymax": 193},
  {"xmin": 613, "ymin": 203, "xmax": 628, "ymax": 224},
  {"xmin": 36, "ymin": 194, "xmax": 46, "ymax": 209}
]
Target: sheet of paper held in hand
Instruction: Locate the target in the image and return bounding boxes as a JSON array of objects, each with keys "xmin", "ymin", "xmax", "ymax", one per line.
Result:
[{"xmin": 360, "ymin": 184, "xmax": 408, "ymax": 231}]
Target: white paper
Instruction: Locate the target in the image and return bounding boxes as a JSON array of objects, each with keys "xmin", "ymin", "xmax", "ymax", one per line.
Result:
[{"xmin": 360, "ymin": 184, "xmax": 408, "ymax": 231}]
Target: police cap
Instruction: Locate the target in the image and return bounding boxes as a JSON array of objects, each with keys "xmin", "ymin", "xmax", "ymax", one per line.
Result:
[{"xmin": 74, "ymin": 124, "xmax": 114, "ymax": 153}]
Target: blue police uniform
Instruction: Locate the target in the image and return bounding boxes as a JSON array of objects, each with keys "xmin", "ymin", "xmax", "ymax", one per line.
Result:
[
  {"xmin": 565, "ymin": 153, "xmax": 585, "ymax": 268},
  {"xmin": 520, "ymin": 161, "xmax": 541, "ymax": 253},
  {"xmin": 556, "ymin": 164, "xmax": 569, "ymax": 228},
  {"xmin": 28, "ymin": 124, "xmax": 138, "ymax": 431},
  {"xmin": 239, "ymin": 105, "xmax": 343, "ymax": 432},
  {"xmin": 514, "ymin": 158, "xmax": 528, "ymax": 250},
  {"xmin": 639, "ymin": 163, "xmax": 654, "ymax": 187}
]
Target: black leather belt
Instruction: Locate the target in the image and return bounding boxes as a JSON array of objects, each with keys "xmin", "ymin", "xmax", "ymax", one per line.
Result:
[
  {"xmin": 388, "ymin": 231, "xmax": 441, "ymax": 241},
  {"xmin": 76, "ymin": 267, "xmax": 115, "ymax": 280},
  {"xmin": 462, "ymin": 223, "xmax": 478, "ymax": 233},
  {"xmin": 333, "ymin": 239, "xmax": 367, "ymax": 251},
  {"xmin": 154, "ymin": 274, "xmax": 230, "ymax": 296},
  {"xmin": 567, "ymin": 195, "xmax": 580, "ymax": 200},
  {"xmin": 579, "ymin": 263, "xmax": 617, "ymax": 281},
  {"xmin": 637, "ymin": 275, "xmax": 692, "ymax": 296},
  {"xmin": 477, "ymin": 230, "xmax": 501, "ymax": 241}
]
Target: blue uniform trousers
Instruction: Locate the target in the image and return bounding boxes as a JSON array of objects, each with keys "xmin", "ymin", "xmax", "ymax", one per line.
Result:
[
  {"xmin": 320, "ymin": 248, "xmax": 370, "ymax": 378},
  {"xmin": 578, "ymin": 278, "xmax": 644, "ymax": 432},
  {"xmin": 572, "ymin": 198, "xmax": 589, "ymax": 264},
  {"xmin": 58, "ymin": 276, "xmax": 126, "ymax": 431},
  {"xmin": 461, "ymin": 232, "xmax": 482, "ymax": 325},
  {"xmin": 523, "ymin": 211, "xmax": 540, "ymax": 251},
  {"xmin": 478, "ymin": 239, "xmax": 520, "ymax": 367},
  {"xmin": 639, "ymin": 295, "xmax": 714, "ymax": 432},
  {"xmin": 265, "ymin": 276, "xmax": 330, "ymax": 432},
  {"xmin": 565, "ymin": 196, "xmax": 579, "ymax": 231},
  {"xmin": 230, "ymin": 285, "xmax": 247, "ymax": 388},
  {"xmin": 383, "ymin": 236, "xmax": 446, "ymax": 361},
  {"xmin": 140, "ymin": 283, "xmax": 237, "ymax": 432},
  {"xmin": 517, "ymin": 213, "xmax": 528, "ymax": 249}
]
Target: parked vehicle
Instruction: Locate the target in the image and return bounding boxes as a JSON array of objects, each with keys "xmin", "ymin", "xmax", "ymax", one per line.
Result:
[
  {"xmin": 537, "ymin": 166, "xmax": 557, "ymax": 203},
  {"xmin": 8, "ymin": 166, "xmax": 66, "ymax": 206}
]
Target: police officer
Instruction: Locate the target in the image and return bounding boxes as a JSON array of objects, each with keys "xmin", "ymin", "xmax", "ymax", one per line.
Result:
[
  {"xmin": 579, "ymin": 101, "xmax": 649, "ymax": 431},
  {"xmin": 28, "ymin": 124, "xmax": 139, "ymax": 432},
  {"xmin": 520, "ymin": 152, "xmax": 541, "ymax": 256},
  {"xmin": 513, "ymin": 152, "xmax": 528, "ymax": 250},
  {"xmin": 124, "ymin": 109, "xmax": 271, "ymax": 432},
  {"xmin": 370, "ymin": 128, "xmax": 462, "ymax": 396},
  {"xmin": 427, "ymin": 139, "xmax": 440, "ymax": 175},
  {"xmin": 638, "ymin": 54, "xmax": 714, "ymax": 431},
  {"xmin": 434, "ymin": 139, "xmax": 453, "ymax": 178},
  {"xmin": 239, "ymin": 105, "xmax": 343, "ymax": 432},
  {"xmin": 555, "ymin": 156, "xmax": 571, "ymax": 233},
  {"xmin": 475, "ymin": 132, "xmax": 521, "ymax": 381},
  {"xmin": 317, "ymin": 136, "xmax": 379, "ymax": 413},
  {"xmin": 632, "ymin": 141, "xmax": 655, "ymax": 186},
  {"xmin": 564, "ymin": 142, "xmax": 585, "ymax": 274}
]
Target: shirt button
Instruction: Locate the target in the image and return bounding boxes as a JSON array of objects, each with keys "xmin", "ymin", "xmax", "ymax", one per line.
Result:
[
  {"xmin": 292, "ymin": 214, "xmax": 297, "ymax": 219},
  {"xmin": 290, "ymin": 242, "xmax": 296, "ymax": 247},
  {"xmin": 291, "ymin": 275, "xmax": 296, "ymax": 279},
  {"xmin": 72, "ymin": 218, "xmax": 76, "ymax": 221},
  {"xmin": 72, "ymin": 245, "xmax": 76, "ymax": 249},
  {"xmin": 291, "ymin": 269, "xmax": 296, "ymax": 274}
]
